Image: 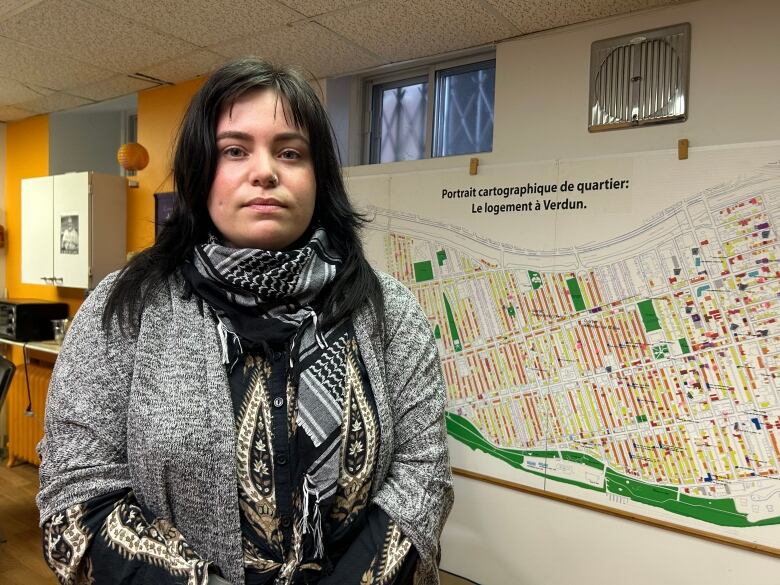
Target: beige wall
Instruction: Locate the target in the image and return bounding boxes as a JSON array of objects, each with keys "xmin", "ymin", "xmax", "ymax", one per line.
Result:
[
  {"xmin": 491, "ymin": 0, "xmax": 780, "ymax": 164},
  {"xmin": 345, "ymin": 0, "xmax": 780, "ymax": 583}
]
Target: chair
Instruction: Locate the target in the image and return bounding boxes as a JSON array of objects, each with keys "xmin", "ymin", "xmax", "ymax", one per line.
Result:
[{"xmin": 0, "ymin": 355, "xmax": 17, "ymax": 544}]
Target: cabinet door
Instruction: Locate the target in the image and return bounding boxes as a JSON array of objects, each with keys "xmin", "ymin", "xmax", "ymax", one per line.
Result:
[
  {"xmin": 52, "ymin": 173, "xmax": 90, "ymax": 288},
  {"xmin": 21, "ymin": 176, "xmax": 54, "ymax": 285}
]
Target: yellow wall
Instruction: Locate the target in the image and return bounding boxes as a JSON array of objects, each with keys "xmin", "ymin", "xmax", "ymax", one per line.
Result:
[
  {"xmin": 130, "ymin": 77, "xmax": 204, "ymax": 252},
  {"xmin": 1, "ymin": 76, "xmax": 204, "ymax": 324},
  {"xmin": 5, "ymin": 115, "xmax": 84, "ymax": 319}
]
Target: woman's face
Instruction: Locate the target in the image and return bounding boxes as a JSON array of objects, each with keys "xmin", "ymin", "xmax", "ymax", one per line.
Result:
[{"xmin": 207, "ymin": 89, "xmax": 316, "ymax": 250}]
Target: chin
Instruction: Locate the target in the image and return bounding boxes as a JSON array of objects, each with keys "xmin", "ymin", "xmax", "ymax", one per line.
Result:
[
  {"xmin": 224, "ymin": 223, "xmax": 312, "ymax": 251},
  {"xmin": 240, "ymin": 235, "xmax": 299, "ymax": 251}
]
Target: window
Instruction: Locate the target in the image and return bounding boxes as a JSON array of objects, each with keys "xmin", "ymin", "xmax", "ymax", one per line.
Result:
[
  {"xmin": 434, "ymin": 61, "xmax": 496, "ymax": 157},
  {"xmin": 121, "ymin": 112, "xmax": 138, "ymax": 177},
  {"xmin": 366, "ymin": 56, "xmax": 495, "ymax": 164},
  {"xmin": 370, "ymin": 76, "xmax": 428, "ymax": 164}
]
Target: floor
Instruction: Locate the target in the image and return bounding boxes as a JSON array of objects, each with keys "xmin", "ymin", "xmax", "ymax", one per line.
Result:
[
  {"xmin": 440, "ymin": 570, "xmax": 477, "ymax": 585},
  {"xmin": 0, "ymin": 463, "xmax": 57, "ymax": 584},
  {"xmin": 0, "ymin": 463, "xmax": 474, "ymax": 585}
]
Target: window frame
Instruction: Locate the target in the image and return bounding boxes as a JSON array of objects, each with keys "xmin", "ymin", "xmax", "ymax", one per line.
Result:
[
  {"xmin": 368, "ymin": 73, "xmax": 429, "ymax": 165},
  {"xmin": 120, "ymin": 111, "xmax": 138, "ymax": 177},
  {"xmin": 432, "ymin": 59, "xmax": 496, "ymax": 158},
  {"xmin": 362, "ymin": 51, "xmax": 496, "ymax": 165}
]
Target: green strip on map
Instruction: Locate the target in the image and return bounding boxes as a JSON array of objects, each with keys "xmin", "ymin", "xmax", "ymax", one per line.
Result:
[
  {"xmin": 561, "ymin": 451, "xmax": 604, "ymax": 470},
  {"xmin": 637, "ymin": 299, "xmax": 661, "ymax": 332},
  {"xmin": 678, "ymin": 338, "xmax": 691, "ymax": 354},
  {"xmin": 566, "ymin": 277, "xmax": 586, "ymax": 311},
  {"xmin": 506, "ymin": 305, "xmax": 516, "ymax": 317},
  {"xmin": 445, "ymin": 411, "xmax": 780, "ymax": 527},
  {"xmin": 528, "ymin": 270, "xmax": 543, "ymax": 290},
  {"xmin": 442, "ymin": 294, "xmax": 462, "ymax": 351},
  {"xmin": 413, "ymin": 260, "xmax": 434, "ymax": 282},
  {"xmin": 433, "ymin": 324, "xmax": 441, "ymax": 339},
  {"xmin": 636, "ymin": 414, "xmax": 648, "ymax": 423},
  {"xmin": 604, "ymin": 469, "xmax": 778, "ymax": 527},
  {"xmin": 436, "ymin": 250, "xmax": 447, "ymax": 266}
]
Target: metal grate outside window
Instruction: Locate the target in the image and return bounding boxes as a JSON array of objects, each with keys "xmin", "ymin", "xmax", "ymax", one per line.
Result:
[
  {"xmin": 366, "ymin": 56, "xmax": 495, "ymax": 164},
  {"xmin": 589, "ymin": 23, "xmax": 690, "ymax": 132},
  {"xmin": 370, "ymin": 77, "xmax": 428, "ymax": 164},
  {"xmin": 433, "ymin": 60, "xmax": 495, "ymax": 157}
]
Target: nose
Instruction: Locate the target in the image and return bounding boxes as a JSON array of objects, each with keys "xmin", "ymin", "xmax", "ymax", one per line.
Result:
[{"xmin": 249, "ymin": 153, "xmax": 278, "ymax": 188}]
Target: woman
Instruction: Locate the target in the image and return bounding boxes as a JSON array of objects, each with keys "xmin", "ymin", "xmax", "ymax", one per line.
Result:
[{"xmin": 37, "ymin": 59, "xmax": 453, "ymax": 585}]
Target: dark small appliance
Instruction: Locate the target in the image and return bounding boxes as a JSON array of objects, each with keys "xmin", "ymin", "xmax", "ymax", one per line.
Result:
[{"xmin": 0, "ymin": 299, "xmax": 69, "ymax": 341}]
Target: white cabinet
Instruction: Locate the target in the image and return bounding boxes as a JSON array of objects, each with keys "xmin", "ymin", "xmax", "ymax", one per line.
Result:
[{"xmin": 21, "ymin": 172, "xmax": 127, "ymax": 289}]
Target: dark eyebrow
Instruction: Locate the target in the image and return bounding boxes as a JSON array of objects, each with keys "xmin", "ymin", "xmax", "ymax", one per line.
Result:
[
  {"xmin": 215, "ymin": 130, "xmax": 252, "ymax": 141},
  {"xmin": 273, "ymin": 131, "xmax": 310, "ymax": 145},
  {"xmin": 215, "ymin": 130, "xmax": 310, "ymax": 145}
]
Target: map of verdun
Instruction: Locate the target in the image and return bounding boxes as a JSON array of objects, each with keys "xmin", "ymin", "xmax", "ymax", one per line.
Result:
[{"xmin": 349, "ymin": 144, "xmax": 780, "ymax": 549}]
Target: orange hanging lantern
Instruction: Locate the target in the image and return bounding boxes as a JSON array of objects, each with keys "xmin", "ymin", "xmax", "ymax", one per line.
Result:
[{"xmin": 117, "ymin": 142, "xmax": 149, "ymax": 172}]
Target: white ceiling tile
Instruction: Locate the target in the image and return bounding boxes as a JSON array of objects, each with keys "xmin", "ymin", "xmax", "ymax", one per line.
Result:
[
  {"xmin": 0, "ymin": 104, "xmax": 38, "ymax": 122},
  {"xmin": 0, "ymin": 0, "xmax": 45, "ymax": 21},
  {"xmin": 0, "ymin": 35, "xmax": 113, "ymax": 90},
  {"xmin": 213, "ymin": 20, "xmax": 384, "ymax": 79},
  {"xmin": 484, "ymin": 0, "xmax": 686, "ymax": 33},
  {"xmin": 0, "ymin": 0, "xmax": 195, "ymax": 72},
  {"xmin": 86, "ymin": 0, "xmax": 303, "ymax": 47},
  {"xmin": 67, "ymin": 75, "xmax": 159, "ymax": 101},
  {"xmin": 0, "ymin": 0, "xmax": 694, "ymax": 123},
  {"xmin": 277, "ymin": 0, "xmax": 368, "ymax": 18},
  {"xmin": 136, "ymin": 50, "xmax": 227, "ymax": 84},
  {"xmin": 315, "ymin": 0, "xmax": 519, "ymax": 62},
  {"xmin": 21, "ymin": 92, "xmax": 93, "ymax": 114},
  {"xmin": 0, "ymin": 77, "xmax": 53, "ymax": 107}
]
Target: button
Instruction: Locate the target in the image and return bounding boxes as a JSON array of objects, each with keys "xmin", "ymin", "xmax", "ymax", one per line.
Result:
[
  {"xmin": 272, "ymin": 350, "xmax": 282, "ymax": 361},
  {"xmin": 280, "ymin": 515, "xmax": 292, "ymax": 528},
  {"xmin": 276, "ymin": 455, "xmax": 288, "ymax": 466},
  {"xmin": 273, "ymin": 396, "xmax": 285, "ymax": 408}
]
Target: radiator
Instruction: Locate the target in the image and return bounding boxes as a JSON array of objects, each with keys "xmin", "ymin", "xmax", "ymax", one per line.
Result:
[{"xmin": 6, "ymin": 362, "xmax": 52, "ymax": 466}]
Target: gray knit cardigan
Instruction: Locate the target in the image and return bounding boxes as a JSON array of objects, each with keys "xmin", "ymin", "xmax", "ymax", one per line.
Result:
[{"xmin": 37, "ymin": 270, "xmax": 454, "ymax": 585}]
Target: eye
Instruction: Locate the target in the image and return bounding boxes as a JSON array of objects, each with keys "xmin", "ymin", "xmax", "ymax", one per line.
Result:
[
  {"xmin": 222, "ymin": 146, "xmax": 246, "ymax": 158},
  {"xmin": 279, "ymin": 149, "xmax": 301, "ymax": 160}
]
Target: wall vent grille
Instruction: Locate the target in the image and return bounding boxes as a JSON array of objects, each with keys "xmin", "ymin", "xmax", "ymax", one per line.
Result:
[{"xmin": 589, "ymin": 23, "xmax": 690, "ymax": 132}]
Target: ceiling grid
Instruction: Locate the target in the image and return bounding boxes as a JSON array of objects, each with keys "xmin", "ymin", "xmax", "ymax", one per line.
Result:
[{"xmin": 0, "ymin": 0, "xmax": 691, "ymax": 121}]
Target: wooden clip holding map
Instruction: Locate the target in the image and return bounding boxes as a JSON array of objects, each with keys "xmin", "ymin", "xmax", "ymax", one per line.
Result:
[{"xmin": 678, "ymin": 138, "xmax": 689, "ymax": 160}]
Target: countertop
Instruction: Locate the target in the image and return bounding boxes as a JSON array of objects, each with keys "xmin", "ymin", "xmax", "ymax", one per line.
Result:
[{"xmin": 0, "ymin": 338, "xmax": 61, "ymax": 356}]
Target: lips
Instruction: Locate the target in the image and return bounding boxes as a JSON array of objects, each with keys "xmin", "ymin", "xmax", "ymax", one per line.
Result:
[
  {"xmin": 245, "ymin": 196, "xmax": 285, "ymax": 208},
  {"xmin": 244, "ymin": 197, "xmax": 287, "ymax": 214}
]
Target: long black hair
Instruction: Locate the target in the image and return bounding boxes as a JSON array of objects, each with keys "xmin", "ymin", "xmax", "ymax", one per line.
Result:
[{"xmin": 103, "ymin": 58, "xmax": 384, "ymax": 333}]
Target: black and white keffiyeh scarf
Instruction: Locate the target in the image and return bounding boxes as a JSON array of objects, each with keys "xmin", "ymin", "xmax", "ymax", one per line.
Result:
[
  {"xmin": 181, "ymin": 227, "xmax": 341, "ymax": 364},
  {"xmin": 182, "ymin": 228, "xmax": 365, "ymax": 559}
]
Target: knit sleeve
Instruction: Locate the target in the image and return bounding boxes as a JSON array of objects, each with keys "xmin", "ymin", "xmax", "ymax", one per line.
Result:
[
  {"xmin": 37, "ymin": 272, "xmax": 137, "ymax": 522},
  {"xmin": 36, "ymin": 274, "xmax": 213, "ymax": 583},
  {"xmin": 367, "ymin": 273, "xmax": 454, "ymax": 585}
]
